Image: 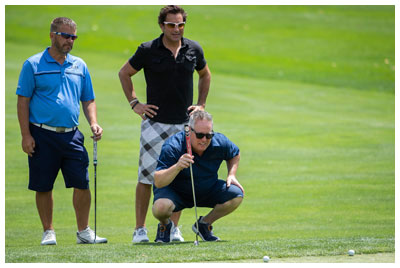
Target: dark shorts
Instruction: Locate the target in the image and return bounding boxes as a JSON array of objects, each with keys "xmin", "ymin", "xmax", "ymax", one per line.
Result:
[
  {"xmin": 28, "ymin": 124, "xmax": 89, "ymax": 192},
  {"xmin": 153, "ymin": 179, "xmax": 244, "ymax": 212}
]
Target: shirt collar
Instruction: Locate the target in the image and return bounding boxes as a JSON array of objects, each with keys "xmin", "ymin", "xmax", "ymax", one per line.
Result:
[
  {"xmin": 65, "ymin": 53, "xmax": 73, "ymax": 64},
  {"xmin": 44, "ymin": 47, "xmax": 73, "ymax": 65},
  {"xmin": 157, "ymin": 34, "xmax": 187, "ymax": 49}
]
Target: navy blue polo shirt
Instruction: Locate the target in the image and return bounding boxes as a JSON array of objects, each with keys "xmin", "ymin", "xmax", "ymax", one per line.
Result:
[
  {"xmin": 129, "ymin": 34, "xmax": 207, "ymax": 124},
  {"xmin": 156, "ymin": 131, "xmax": 240, "ymax": 196}
]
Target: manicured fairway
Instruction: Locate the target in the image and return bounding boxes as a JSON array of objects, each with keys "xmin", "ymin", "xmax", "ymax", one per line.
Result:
[{"xmin": 4, "ymin": 5, "xmax": 394, "ymax": 262}]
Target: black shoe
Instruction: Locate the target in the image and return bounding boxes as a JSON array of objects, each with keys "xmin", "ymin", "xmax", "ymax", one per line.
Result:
[
  {"xmin": 192, "ymin": 216, "xmax": 220, "ymax": 241},
  {"xmin": 155, "ymin": 220, "xmax": 174, "ymax": 243}
]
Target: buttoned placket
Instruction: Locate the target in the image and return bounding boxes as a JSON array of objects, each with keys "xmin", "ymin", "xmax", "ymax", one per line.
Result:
[
  {"xmin": 60, "ymin": 60, "xmax": 72, "ymax": 82},
  {"xmin": 61, "ymin": 64, "xmax": 65, "ymax": 81}
]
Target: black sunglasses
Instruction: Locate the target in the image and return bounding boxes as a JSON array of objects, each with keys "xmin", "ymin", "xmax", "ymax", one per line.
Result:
[
  {"xmin": 52, "ymin": 32, "xmax": 78, "ymax": 40},
  {"xmin": 191, "ymin": 127, "xmax": 214, "ymax": 139}
]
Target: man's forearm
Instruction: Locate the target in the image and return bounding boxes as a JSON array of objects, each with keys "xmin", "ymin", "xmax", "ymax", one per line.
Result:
[
  {"xmin": 197, "ymin": 80, "xmax": 209, "ymax": 107},
  {"xmin": 119, "ymin": 73, "xmax": 136, "ymax": 102},
  {"xmin": 17, "ymin": 95, "xmax": 31, "ymax": 137},
  {"xmin": 82, "ymin": 99, "xmax": 98, "ymax": 126},
  {"xmin": 18, "ymin": 95, "xmax": 36, "ymax": 156},
  {"xmin": 154, "ymin": 164, "xmax": 182, "ymax": 188},
  {"xmin": 227, "ymin": 154, "xmax": 240, "ymax": 176},
  {"xmin": 197, "ymin": 65, "xmax": 211, "ymax": 107},
  {"xmin": 119, "ymin": 62, "xmax": 138, "ymax": 104}
]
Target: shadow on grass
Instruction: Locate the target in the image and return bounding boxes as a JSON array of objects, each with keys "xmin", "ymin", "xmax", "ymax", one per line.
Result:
[{"xmin": 132, "ymin": 240, "xmax": 229, "ymax": 246}]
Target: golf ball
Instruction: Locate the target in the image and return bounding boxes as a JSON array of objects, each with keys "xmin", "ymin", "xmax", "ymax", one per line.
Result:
[
  {"xmin": 348, "ymin": 250, "xmax": 355, "ymax": 256},
  {"xmin": 194, "ymin": 241, "xmax": 199, "ymax": 246},
  {"xmin": 263, "ymin": 256, "xmax": 270, "ymax": 262}
]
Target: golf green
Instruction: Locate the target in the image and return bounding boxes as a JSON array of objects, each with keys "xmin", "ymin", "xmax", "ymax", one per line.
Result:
[{"xmin": 4, "ymin": 5, "xmax": 394, "ymax": 262}]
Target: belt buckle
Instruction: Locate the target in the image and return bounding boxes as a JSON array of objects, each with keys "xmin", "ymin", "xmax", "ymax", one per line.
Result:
[{"xmin": 56, "ymin": 127, "xmax": 66, "ymax": 133}]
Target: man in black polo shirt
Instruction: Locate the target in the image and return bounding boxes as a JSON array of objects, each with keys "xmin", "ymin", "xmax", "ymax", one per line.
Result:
[{"xmin": 119, "ymin": 5, "xmax": 211, "ymax": 243}]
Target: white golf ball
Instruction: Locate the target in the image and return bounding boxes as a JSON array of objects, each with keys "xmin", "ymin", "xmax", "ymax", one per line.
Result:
[
  {"xmin": 263, "ymin": 256, "xmax": 270, "ymax": 262},
  {"xmin": 194, "ymin": 241, "xmax": 199, "ymax": 246},
  {"xmin": 348, "ymin": 249, "xmax": 355, "ymax": 256}
]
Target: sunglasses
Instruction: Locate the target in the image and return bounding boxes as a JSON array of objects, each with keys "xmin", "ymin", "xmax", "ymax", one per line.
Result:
[
  {"xmin": 191, "ymin": 127, "xmax": 214, "ymax": 139},
  {"xmin": 163, "ymin": 21, "xmax": 185, "ymax": 29},
  {"xmin": 52, "ymin": 32, "xmax": 78, "ymax": 40}
]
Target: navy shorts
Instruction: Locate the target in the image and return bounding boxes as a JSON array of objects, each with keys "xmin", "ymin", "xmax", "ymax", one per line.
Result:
[
  {"xmin": 153, "ymin": 179, "xmax": 244, "ymax": 212},
  {"xmin": 28, "ymin": 124, "xmax": 89, "ymax": 192}
]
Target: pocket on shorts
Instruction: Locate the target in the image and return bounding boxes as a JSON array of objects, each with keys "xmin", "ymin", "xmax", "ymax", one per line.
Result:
[
  {"xmin": 62, "ymin": 130, "xmax": 89, "ymax": 188},
  {"xmin": 75, "ymin": 129, "xmax": 85, "ymax": 145},
  {"xmin": 68, "ymin": 130, "xmax": 88, "ymax": 162}
]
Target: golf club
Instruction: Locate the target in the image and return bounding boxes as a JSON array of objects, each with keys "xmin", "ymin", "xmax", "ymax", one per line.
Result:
[
  {"xmin": 93, "ymin": 139, "xmax": 97, "ymax": 243},
  {"xmin": 185, "ymin": 125, "xmax": 199, "ymax": 246}
]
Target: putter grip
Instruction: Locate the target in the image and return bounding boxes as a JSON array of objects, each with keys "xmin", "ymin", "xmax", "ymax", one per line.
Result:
[
  {"xmin": 93, "ymin": 140, "xmax": 98, "ymax": 165},
  {"xmin": 184, "ymin": 125, "xmax": 192, "ymax": 156}
]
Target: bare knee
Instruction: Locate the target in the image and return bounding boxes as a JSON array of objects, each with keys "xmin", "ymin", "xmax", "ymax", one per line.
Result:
[
  {"xmin": 73, "ymin": 188, "xmax": 91, "ymax": 200},
  {"xmin": 152, "ymin": 198, "xmax": 175, "ymax": 220},
  {"xmin": 224, "ymin": 196, "xmax": 243, "ymax": 209},
  {"xmin": 36, "ymin": 191, "xmax": 52, "ymax": 197},
  {"xmin": 74, "ymin": 188, "xmax": 90, "ymax": 194}
]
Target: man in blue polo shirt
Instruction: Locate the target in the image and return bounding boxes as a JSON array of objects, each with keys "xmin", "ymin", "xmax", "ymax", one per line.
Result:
[
  {"xmin": 152, "ymin": 110, "xmax": 245, "ymax": 242},
  {"xmin": 16, "ymin": 17, "xmax": 107, "ymax": 245}
]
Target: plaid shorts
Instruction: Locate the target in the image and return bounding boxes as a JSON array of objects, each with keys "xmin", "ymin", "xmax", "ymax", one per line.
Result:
[{"xmin": 138, "ymin": 119, "xmax": 186, "ymax": 184}]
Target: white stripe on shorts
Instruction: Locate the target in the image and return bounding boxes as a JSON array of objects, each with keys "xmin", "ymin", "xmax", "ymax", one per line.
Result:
[{"xmin": 138, "ymin": 119, "xmax": 186, "ymax": 184}]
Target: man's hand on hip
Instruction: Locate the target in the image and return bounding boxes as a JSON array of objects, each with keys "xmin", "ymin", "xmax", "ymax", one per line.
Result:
[{"xmin": 133, "ymin": 103, "xmax": 159, "ymax": 120}]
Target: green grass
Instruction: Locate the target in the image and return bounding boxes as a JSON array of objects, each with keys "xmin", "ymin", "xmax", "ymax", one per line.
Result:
[
  {"xmin": 5, "ymin": 238, "xmax": 394, "ymax": 263},
  {"xmin": 4, "ymin": 5, "xmax": 395, "ymax": 262}
]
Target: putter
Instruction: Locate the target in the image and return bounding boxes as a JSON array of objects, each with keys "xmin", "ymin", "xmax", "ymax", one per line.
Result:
[
  {"xmin": 185, "ymin": 125, "xmax": 199, "ymax": 246},
  {"xmin": 93, "ymin": 139, "xmax": 97, "ymax": 243}
]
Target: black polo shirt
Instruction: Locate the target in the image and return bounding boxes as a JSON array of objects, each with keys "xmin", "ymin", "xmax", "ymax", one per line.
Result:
[{"xmin": 129, "ymin": 34, "xmax": 207, "ymax": 124}]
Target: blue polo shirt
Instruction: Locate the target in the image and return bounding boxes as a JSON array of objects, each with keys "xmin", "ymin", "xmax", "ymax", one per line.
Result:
[
  {"xmin": 16, "ymin": 47, "xmax": 95, "ymax": 128},
  {"xmin": 156, "ymin": 131, "xmax": 240, "ymax": 195}
]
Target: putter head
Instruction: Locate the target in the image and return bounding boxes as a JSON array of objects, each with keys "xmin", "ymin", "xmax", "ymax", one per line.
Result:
[{"xmin": 194, "ymin": 240, "xmax": 199, "ymax": 246}]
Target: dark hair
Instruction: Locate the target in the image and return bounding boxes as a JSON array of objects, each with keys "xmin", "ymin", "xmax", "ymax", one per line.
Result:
[
  {"xmin": 158, "ymin": 5, "xmax": 187, "ymax": 25},
  {"xmin": 50, "ymin": 17, "xmax": 76, "ymax": 32}
]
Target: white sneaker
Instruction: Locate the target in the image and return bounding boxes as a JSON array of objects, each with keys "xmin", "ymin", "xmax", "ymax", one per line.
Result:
[
  {"xmin": 132, "ymin": 227, "xmax": 149, "ymax": 243},
  {"xmin": 76, "ymin": 227, "xmax": 107, "ymax": 244},
  {"xmin": 41, "ymin": 229, "xmax": 57, "ymax": 245},
  {"xmin": 171, "ymin": 225, "xmax": 184, "ymax": 242}
]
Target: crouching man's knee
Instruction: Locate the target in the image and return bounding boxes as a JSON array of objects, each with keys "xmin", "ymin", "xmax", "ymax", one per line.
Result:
[
  {"xmin": 227, "ymin": 196, "xmax": 243, "ymax": 210},
  {"xmin": 152, "ymin": 198, "xmax": 175, "ymax": 220}
]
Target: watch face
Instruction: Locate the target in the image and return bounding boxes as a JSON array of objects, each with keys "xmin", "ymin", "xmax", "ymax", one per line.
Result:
[{"xmin": 184, "ymin": 125, "xmax": 190, "ymax": 133}]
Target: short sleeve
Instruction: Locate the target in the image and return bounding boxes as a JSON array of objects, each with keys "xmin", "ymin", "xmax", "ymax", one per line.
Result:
[
  {"xmin": 195, "ymin": 43, "xmax": 207, "ymax": 71},
  {"xmin": 16, "ymin": 60, "xmax": 35, "ymax": 97},
  {"xmin": 128, "ymin": 44, "xmax": 147, "ymax": 71},
  {"xmin": 80, "ymin": 63, "xmax": 95, "ymax": 102},
  {"xmin": 157, "ymin": 141, "xmax": 182, "ymax": 171},
  {"xmin": 225, "ymin": 139, "xmax": 240, "ymax": 160}
]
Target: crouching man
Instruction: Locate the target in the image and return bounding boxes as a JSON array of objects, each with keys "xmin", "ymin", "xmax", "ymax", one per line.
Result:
[{"xmin": 152, "ymin": 110, "xmax": 244, "ymax": 242}]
